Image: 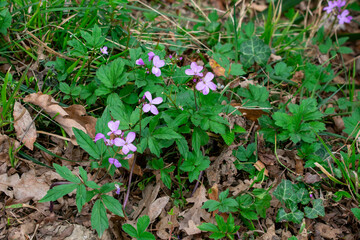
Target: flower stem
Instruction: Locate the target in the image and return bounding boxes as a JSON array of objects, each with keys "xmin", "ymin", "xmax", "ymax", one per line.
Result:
[{"xmin": 193, "ymin": 88, "xmax": 198, "ymax": 111}]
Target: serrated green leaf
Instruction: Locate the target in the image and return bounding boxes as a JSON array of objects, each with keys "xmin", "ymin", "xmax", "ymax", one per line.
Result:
[
  {"xmin": 96, "ymin": 58, "xmax": 126, "ymax": 89},
  {"xmin": 91, "ymin": 199, "xmax": 109, "ymax": 237},
  {"xmin": 79, "ymin": 166, "xmax": 88, "ymax": 182},
  {"xmin": 148, "ymin": 137, "xmax": 161, "ymax": 157},
  {"xmin": 137, "ymin": 215, "xmax": 151, "ymax": 234},
  {"xmin": 240, "ymin": 36, "xmax": 271, "ymax": 67},
  {"xmin": 153, "ymin": 127, "xmax": 182, "ymax": 139},
  {"xmin": 122, "ymin": 224, "xmax": 138, "ymax": 238},
  {"xmin": 240, "ymin": 210, "xmax": 258, "ymax": 220},
  {"xmin": 99, "ymin": 183, "xmax": 115, "ymax": 193},
  {"xmin": 209, "ymin": 232, "xmax": 226, "ymax": 239},
  {"xmin": 76, "ymin": 184, "xmax": 87, "ymax": 213},
  {"xmin": 343, "ymin": 108, "xmax": 360, "ymax": 137},
  {"xmin": 351, "ymin": 208, "xmax": 360, "ymax": 220},
  {"xmin": 73, "ymin": 128, "xmax": 100, "ymax": 159},
  {"xmin": 101, "ymin": 195, "xmax": 124, "ymax": 217},
  {"xmin": 230, "ymin": 63, "xmax": 246, "ymax": 76},
  {"xmin": 39, "ymin": 183, "xmax": 77, "ymax": 202},
  {"xmin": 53, "ymin": 164, "xmax": 80, "ymax": 183},
  {"xmin": 85, "ymin": 181, "xmax": 101, "ymax": 189},
  {"xmin": 198, "ymin": 222, "xmax": 219, "ymax": 232},
  {"xmin": 202, "ymin": 200, "xmax": 221, "ymax": 212}
]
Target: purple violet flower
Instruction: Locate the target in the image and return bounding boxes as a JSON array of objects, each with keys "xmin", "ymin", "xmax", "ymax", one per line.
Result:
[
  {"xmin": 105, "ymin": 139, "xmax": 114, "ymax": 146},
  {"xmin": 124, "ymin": 154, "xmax": 133, "ymax": 159},
  {"xmin": 136, "ymin": 58, "xmax": 145, "ymax": 66},
  {"xmin": 114, "ymin": 132, "xmax": 137, "ymax": 155},
  {"xmin": 148, "ymin": 52, "xmax": 155, "ymax": 61},
  {"xmin": 185, "ymin": 62, "xmax": 204, "ymax": 77},
  {"xmin": 196, "ymin": 72, "xmax": 217, "ymax": 95},
  {"xmin": 142, "ymin": 91, "xmax": 163, "ymax": 115},
  {"xmin": 151, "ymin": 56, "xmax": 165, "ymax": 77},
  {"xmin": 324, "ymin": 1, "xmax": 336, "ymax": 14},
  {"xmin": 107, "ymin": 120, "xmax": 122, "ymax": 136},
  {"xmin": 109, "ymin": 158, "xmax": 122, "ymax": 168},
  {"xmin": 100, "ymin": 46, "xmax": 108, "ymax": 55},
  {"xmin": 334, "ymin": 0, "xmax": 346, "ymax": 8},
  {"xmin": 338, "ymin": 9, "xmax": 352, "ymax": 24},
  {"xmin": 115, "ymin": 184, "xmax": 120, "ymax": 195},
  {"xmin": 169, "ymin": 55, "xmax": 172, "ymax": 59}
]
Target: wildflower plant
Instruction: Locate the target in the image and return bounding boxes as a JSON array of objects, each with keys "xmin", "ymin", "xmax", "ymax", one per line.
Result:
[{"xmin": 323, "ymin": 0, "xmax": 352, "ymax": 25}]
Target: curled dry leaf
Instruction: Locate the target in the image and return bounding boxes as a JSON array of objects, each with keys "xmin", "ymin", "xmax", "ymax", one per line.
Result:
[
  {"xmin": 231, "ymin": 103, "xmax": 268, "ymax": 121},
  {"xmin": 209, "ymin": 58, "xmax": 225, "ymax": 77},
  {"xmin": 23, "ymin": 92, "xmax": 96, "ymax": 145},
  {"xmin": 254, "ymin": 160, "xmax": 269, "ymax": 176},
  {"xmin": 13, "ymin": 102, "xmax": 37, "ymax": 150}
]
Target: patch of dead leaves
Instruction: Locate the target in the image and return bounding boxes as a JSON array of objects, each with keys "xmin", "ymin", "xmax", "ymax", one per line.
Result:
[
  {"xmin": 13, "ymin": 102, "xmax": 37, "ymax": 150},
  {"xmin": 23, "ymin": 92, "xmax": 96, "ymax": 145},
  {"xmin": 0, "ymin": 134, "xmax": 20, "ymax": 163}
]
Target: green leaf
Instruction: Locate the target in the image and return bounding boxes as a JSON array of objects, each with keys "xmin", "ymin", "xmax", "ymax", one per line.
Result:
[
  {"xmin": 351, "ymin": 208, "xmax": 360, "ymax": 220},
  {"xmin": 76, "ymin": 184, "xmax": 87, "ymax": 213},
  {"xmin": 221, "ymin": 129, "xmax": 235, "ymax": 145},
  {"xmin": 73, "ymin": 128, "xmax": 100, "ymax": 159},
  {"xmin": 96, "ymin": 58, "xmax": 126, "ymax": 89},
  {"xmin": 276, "ymin": 208, "xmax": 304, "ymax": 224},
  {"xmin": 296, "ymin": 188, "xmax": 310, "ymax": 205},
  {"xmin": 230, "ymin": 63, "xmax": 246, "ymax": 76},
  {"xmin": 192, "ymin": 127, "xmax": 209, "ymax": 152},
  {"xmin": 304, "ymin": 199, "xmax": 325, "ymax": 219},
  {"xmin": 202, "ymin": 200, "xmax": 221, "ymax": 212},
  {"xmin": 99, "ymin": 183, "xmax": 116, "ymax": 194},
  {"xmin": 198, "ymin": 223, "xmax": 219, "ymax": 232},
  {"xmin": 153, "ymin": 127, "xmax": 182, "ymax": 139},
  {"xmin": 85, "ymin": 181, "xmax": 101, "ymax": 189},
  {"xmin": 343, "ymin": 108, "xmax": 360, "ymax": 137},
  {"xmin": 79, "ymin": 166, "xmax": 88, "ymax": 182},
  {"xmin": 239, "ymin": 36, "xmax": 271, "ymax": 68},
  {"xmin": 39, "ymin": 183, "xmax": 77, "ymax": 202},
  {"xmin": 240, "ymin": 210, "xmax": 258, "ymax": 220},
  {"xmin": 0, "ymin": 8, "xmax": 12, "ymax": 35},
  {"xmin": 53, "ymin": 164, "xmax": 80, "ymax": 183},
  {"xmin": 148, "ymin": 137, "xmax": 161, "ymax": 157},
  {"xmin": 137, "ymin": 215, "xmax": 151, "ymax": 234},
  {"xmin": 273, "ymin": 180, "xmax": 295, "ymax": 203},
  {"xmin": 91, "ymin": 199, "xmax": 109, "ymax": 237},
  {"xmin": 209, "ymin": 232, "xmax": 226, "ymax": 239},
  {"xmin": 139, "ymin": 232, "xmax": 156, "ymax": 240},
  {"xmin": 101, "ymin": 195, "xmax": 124, "ymax": 217},
  {"xmin": 59, "ymin": 82, "xmax": 71, "ymax": 94},
  {"xmin": 122, "ymin": 224, "xmax": 138, "ymax": 238}
]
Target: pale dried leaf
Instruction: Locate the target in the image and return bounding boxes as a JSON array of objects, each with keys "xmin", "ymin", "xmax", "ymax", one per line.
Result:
[
  {"xmin": 315, "ymin": 223, "xmax": 341, "ymax": 239},
  {"xmin": 23, "ymin": 93, "xmax": 96, "ymax": 145},
  {"xmin": 146, "ymin": 196, "xmax": 170, "ymax": 223},
  {"xmin": 13, "ymin": 102, "xmax": 37, "ymax": 150},
  {"xmin": 304, "ymin": 172, "xmax": 321, "ymax": 184},
  {"xmin": 156, "ymin": 207, "xmax": 179, "ymax": 239},
  {"xmin": 0, "ymin": 134, "xmax": 20, "ymax": 163}
]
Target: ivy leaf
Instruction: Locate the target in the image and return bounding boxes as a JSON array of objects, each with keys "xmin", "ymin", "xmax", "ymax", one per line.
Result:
[
  {"xmin": 91, "ymin": 199, "xmax": 109, "ymax": 237},
  {"xmin": 39, "ymin": 183, "xmax": 78, "ymax": 202},
  {"xmin": 296, "ymin": 188, "xmax": 310, "ymax": 205},
  {"xmin": 273, "ymin": 180, "xmax": 295, "ymax": 203},
  {"xmin": 276, "ymin": 207, "xmax": 304, "ymax": 224},
  {"xmin": 239, "ymin": 36, "xmax": 271, "ymax": 68},
  {"xmin": 304, "ymin": 199, "xmax": 325, "ymax": 219},
  {"xmin": 53, "ymin": 163, "xmax": 80, "ymax": 183}
]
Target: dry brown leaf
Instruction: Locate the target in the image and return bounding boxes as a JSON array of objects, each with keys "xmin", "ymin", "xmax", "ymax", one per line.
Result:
[
  {"xmin": 250, "ymin": 3, "xmax": 267, "ymax": 12},
  {"xmin": 146, "ymin": 196, "xmax": 170, "ymax": 223},
  {"xmin": 13, "ymin": 102, "xmax": 37, "ymax": 150},
  {"xmin": 231, "ymin": 103, "xmax": 268, "ymax": 121},
  {"xmin": 315, "ymin": 223, "xmax": 342, "ymax": 239},
  {"xmin": 208, "ymin": 184, "xmax": 219, "ymax": 216},
  {"xmin": 254, "ymin": 160, "xmax": 269, "ymax": 176},
  {"xmin": 295, "ymin": 157, "xmax": 304, "ymax": 175},
  {"xmin": 0, "ymin": 169, "xmax": 49, "ymax": 201},
  {"xmin": 179, "ymin": 185, "xmax": 211, "ymax": 236},
  {"xmin": 209, "ymin": 58, "xmax": 225, "ymax": 77},
  {"xmin": 156, "ymin": 207, "xmax": 179, "ymax": 240},
  {"xmin": 260, "ymin": 223, "xmax": 277, "ymax": 240},
  {"xmin": 23, "ymin": 92, "xmax": 96, "ymax": 145},
  {"xmin": 304, "ymin": 172, "xmax": 321, "ymax": 184},
  {"xmin": 130, "ymin": 183, "xmax": 160, "ymax": 219},
  {"xmin": 291, "ymin": 71, "xmax": 304, "ymax": 84},
  {"xmin": 0, "ymin": 134, "xmax": 20, "ymax": 163}
]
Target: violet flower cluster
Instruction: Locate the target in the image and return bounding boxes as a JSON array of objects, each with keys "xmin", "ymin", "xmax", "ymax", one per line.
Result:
[
  {"xmin": 136, "ymin": 52, "xmax": 165, "ymax": 77},
  {"xmin": 94, "ymin": 120, "xmax": 137, "ymax": 169},
  {"xmin": 185, "ymin": 62, "xmax": 217, "ymax": 95},
  {"xmin": 324, "ymin": 1, "xmax": 352, "ymax": 25}
]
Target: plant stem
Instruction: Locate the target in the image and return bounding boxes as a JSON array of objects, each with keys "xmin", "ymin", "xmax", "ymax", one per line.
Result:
[
  {"xmin": 193, "ymin": 88, "xmax": 198, "ymax": 111},
  {"xmin": 190, "ymin": 170, "xmax": 203, "ymax": 197}
]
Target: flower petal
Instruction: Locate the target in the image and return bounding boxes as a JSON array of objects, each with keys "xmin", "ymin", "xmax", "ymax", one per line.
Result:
[
  {"xmin": 148, "ymin": 52, "xmax": 155, "ymax": 61},
  {"xmin": 150, "ymin": 105, "xmax": 159, "ymax": 115},
  {"xmin": 153, "ymin": 56, "xmax": 165, "ymax": 68},
  {"xmin": 202, "ymin": 86, "xmax": 210, "ymax": 95},
  {"xmin": 114, "ymin": 138, "xmax": 125, "ymax": 147},
  {"xmin": 152, "ymin": 66, "xmax": 160, "ymax": 76},
  {"xmin": 151, "ymin": 97, "xmax": 163, "ymax": 105},
  {"xmin": 108, "ymin": 158, "xmax": 115, "ymax": 164},
  {"xmin": 195, "ymin": 65, "xmax": 203, "ymax": 73},
  {"xmin": 196, "ymin": 72, "xmax": 204, "ymax": 77},
  {"xmin": 204, "ymin": 72, "xmax": 214, "ymax": 82},
  {"xmin": 144, "ymin": 91, "xmax": 152, "ymax": 102},
  {"xmin": 143, "ymin": 103, "xmax": 151, "ymax": 112},
  {"xmin": 108, "ymin": 120, "xmax": 120, "ymax": 132},
  {"xmin": 114, "ymin": 159, "xmax": 122, "ymax": 168},
  {"xmin": 128, "ymin": 144, "xmax": 137, "ymax": 152},
  {"xmin": 190, "ymin": 62, "xmax": 198, "ymax": 70},
  {"xmin": 122, "ymin": 145, "xmax": 129, "ymax": 155},
  {"xmin": 94, "ymin": 133, "xmax": 105, "ymax": 142},
  {"xmin": 113, "ymin": 130, "xmax": 122, "ymax": 135},
  {"xmin": 196, "ymin": 81, "xmax": 206, "ymax": 91},
  {"xmin": 126, "ymin": 132, "xmax": 136, "ymax": 143},
  {"xmin": 185, "ymin": 69, "xmax": 195, "ymax": 76},
  {"xmin": 136, "ymin": 58, "xmax": 145, "ymax": 66},
  {"xmin": 154, "ymin": 68, "xmax": 161, "ymax": 77},
  {"xmin": 207, "ymin": 81, "xmax": 217, "ymax": 91}
]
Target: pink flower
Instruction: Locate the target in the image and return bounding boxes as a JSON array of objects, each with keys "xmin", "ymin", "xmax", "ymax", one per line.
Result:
[
  {"xmin": 136, "ymin": 58, "xmax": 145, "ymax": 66},
  {"xmin": 185, "ymin": 62, "xmax": 203, "ymax": 77},
  {"xmin": 151, "ymin": 56, "xmax": 165, "ymax": 77},
  {"xmin": 124, "ymin": 154, "xmax": 133, "ymax": 159},
  {"xmin": 94, "ymin": 133, "xmax": 105, "ymax": 142},
  {"xmin": 105, "ymin": 139, "xmax": 114, "ymax": 146},
  {"xmin": 115, "ymin": 184, "xmax": 120, "ymax": 194},
  {"xmin": 334, "ymin": 0, "xmax": 346, "ymax": 8},
  {"xmin": 196, "ymin": 72, "xmax": 217, "ymax": 95},
  {"xmin": 107, "ymin": 120, "xmax": 122, "ymax": 136},
  {"xmin": 109, "ymin": 158, "xmax": 121, "ymax": 168},
  {"xmin": 337, "ymin": 10, "xmax": 352, "ymax": 24},
  {"xmin": 100, "ymin": 46, "xmax": 108, "ymax": 55},
  {"xmin": 142, "ymin": 91, "xmax": 163, "ymax": 115},
  {"xmin": 114, "ymin": 132, "xmax": 137, "ymax": 155},
  {"xmin": 148, "ymin": 52, "xmax": 155, "ymax": 61}
]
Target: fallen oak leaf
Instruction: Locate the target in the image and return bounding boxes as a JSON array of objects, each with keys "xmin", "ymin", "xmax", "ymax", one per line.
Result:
[
  {"xmin": 13, "ymin": 102, "xmax": 37, "ymax": 150},
  {"xmin": 23, "ymin": 92, "xmax": 96, "ymax": 145}
]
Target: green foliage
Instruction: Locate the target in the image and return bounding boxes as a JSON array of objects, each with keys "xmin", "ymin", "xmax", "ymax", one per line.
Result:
[
  {"xmin": 122, "ymin": 215, "xmax": 156, "ymax": 240},
  {"xmin": 271, "ymin": 98, "xmax": 325, "ymax": 144},
  {"xmin": 202, "ymin": 189, "xmax": 238, "ymax": 213},
  {"xmin": 180, "ymin": 152, "xmax": 210, "ymax": 182},
  {"xmin": 198, "ymin": 214, "xmax": 240, "ymax": 240},
  {"xmin": 233, "ymin": 143, "xmax": 257, "ymax": 175},
  {"xmin": 149, "ymin": 158, "xmax": 176, "ymax": 189},
  {"xmin": 237, "ymin": 84, "xmax": 271, "ymax": 108},
  {"xmin": 343, "ymin": 108, "xmax": 360, "ymax": 138},
  {"xmin": 239, "ymin": 36, "xmax": 271, "ymax": 68},
  {"xmin": 274, "ymin": 180, "xmax": 324, "ymax": 224},
  {"xmin": 0, "ymin": 5, "xmax": 12, "ymax": 35}
]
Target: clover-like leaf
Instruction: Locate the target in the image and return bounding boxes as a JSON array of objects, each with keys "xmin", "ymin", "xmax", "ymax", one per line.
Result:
[
  {"xmin": 304, "ymin": 199, "xmax": 325, "ymax": 219},
  {"xmin": 239, "ymin": 36, "xmax": 270, "ymax": 68}
]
